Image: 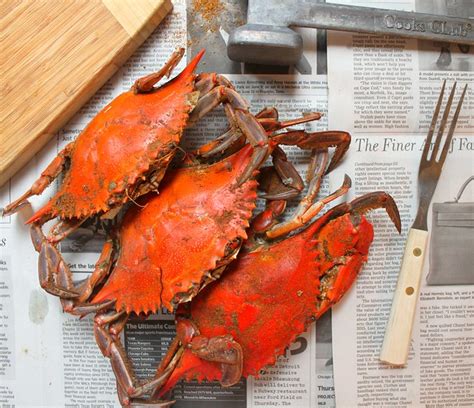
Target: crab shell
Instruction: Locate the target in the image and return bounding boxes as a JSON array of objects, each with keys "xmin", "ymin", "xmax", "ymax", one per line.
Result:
[
  {"xmin": 91, "ymin": 145, "xmax": 259, "ymax": 313},
  {"xmin": 157, "ymin": 210, "xmax": 374, "ymax": 395},
  {"xmin": 28, "ymin": 51, "xmax": 204, "ymax": 222}
]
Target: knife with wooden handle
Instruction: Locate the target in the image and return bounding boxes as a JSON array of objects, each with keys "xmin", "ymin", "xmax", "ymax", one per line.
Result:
[{"xmin": 380, "ymin": 81, "xmax": 467, "ymax": 366}]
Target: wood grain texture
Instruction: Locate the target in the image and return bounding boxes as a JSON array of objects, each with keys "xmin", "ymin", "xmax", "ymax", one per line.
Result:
[
  {"xmin": 0, "ymin": 0, "xmax": 172, "ymax": 187},
  {"xmin": 103, "ymin": 0, "xmax": 172, "ymax": 42},
  {"xmin": 380, "ymin": 228, "xmax": 429, "ymax": 366}
]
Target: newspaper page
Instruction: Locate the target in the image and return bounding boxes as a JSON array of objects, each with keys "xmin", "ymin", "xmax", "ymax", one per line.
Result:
[
  {"xmin": 326, "ymin": 0, "xmax": 474, "ymax": 407},
  {"xmin": 0, "ymin": 0, "xmax": 340, "ymax": 406}
]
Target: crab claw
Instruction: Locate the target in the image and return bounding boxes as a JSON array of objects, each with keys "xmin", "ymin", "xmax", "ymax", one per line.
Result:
[
  {"xmin": 310, "ymin": 191, "xmax": 401, "ymax": 318},
  {"xmin": 152, "ymin": 335, "xmax": 243, "ymax": 400},
  {"xmin": 132, "ymin": 48, "xmax": 205, "ymax": 93},
  {"xmin": 314, "ymin": 214, "xmax": 374, "ymax": 319},
  {"xmin": 189, "ymin": 335, "xmax": 243, "ymax": 385},
  {"xmin": 332, "ymin": 191, "xmax": 402, "ymax": 233}
]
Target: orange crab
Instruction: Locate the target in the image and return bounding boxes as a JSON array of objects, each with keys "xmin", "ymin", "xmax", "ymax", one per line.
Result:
[
  {"xmin": 29, "ymin": 109, "xmax": 351, "ymax": 404},
  {"xmin": 144, "ymin": 153, "xmax": 401, "ymax": 403},
  {"xmin": 151, "ymin": 199, "xmax": 401, "ymax": 401},
  {"xmin": 3, "ymin": 49, "xmax": 304, "ymax": 299}
]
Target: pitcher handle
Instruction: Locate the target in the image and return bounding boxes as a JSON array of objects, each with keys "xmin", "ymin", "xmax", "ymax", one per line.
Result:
[{"xmin": 455, "ymin": 176, "xmax": 474, "ymax": 203}]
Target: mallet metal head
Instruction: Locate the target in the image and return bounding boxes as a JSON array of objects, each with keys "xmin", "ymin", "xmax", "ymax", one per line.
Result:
[
  {"xmin": 227, "ymin": 1, "xmax": 474, "ymax": 66},
  {"xmin": 227, "ymin": 24, "xmax": 303, "ymax": 66}
]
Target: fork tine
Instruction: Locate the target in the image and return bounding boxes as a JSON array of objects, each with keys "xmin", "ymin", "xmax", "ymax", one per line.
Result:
[
  {"xmin": 432, "ymin": 82, "xmax": 457, "ymax": 160},
  {"xmin": 421, "ymin": 80, "xmax": 446, "ymax": 162},
  {"xmin": 439, "ymin": 83, "xmax": 468, "ymax": 165}
]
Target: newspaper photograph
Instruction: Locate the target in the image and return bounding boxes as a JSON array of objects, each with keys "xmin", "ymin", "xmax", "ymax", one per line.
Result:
[{"xmin": 0, "ymin": 0, "xmax": 473, "ymax": 407}]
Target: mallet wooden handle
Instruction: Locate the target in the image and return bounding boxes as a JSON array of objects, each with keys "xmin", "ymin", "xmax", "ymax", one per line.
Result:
[{"xmin": 380, "ymin": 228, "xmax": 428, "ymax": 366}]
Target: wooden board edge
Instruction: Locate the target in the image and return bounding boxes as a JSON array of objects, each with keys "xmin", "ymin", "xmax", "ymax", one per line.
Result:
[
  {"xmin": 102, "ymin": 0, "xmax": 173, "ymax": 43},
  {"xmin": 0, "ymin": 132, "xmax": 56, "ymax": 190}
]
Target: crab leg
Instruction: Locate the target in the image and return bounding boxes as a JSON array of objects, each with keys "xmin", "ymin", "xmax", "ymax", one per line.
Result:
[
  {"xmin": 194, "ymin": 73, "xmax": 235, "ymax": 94},
  {"xmin": 266, "ymin": 174, "xmax": 352, "ymax": 239},
  {"xmin": 188, "ymin": 335, "xmax": 243, "ymax": 385},
  {"xmin": 120, "ymin": 389, "xmax": 175, "ymax": 408},
  {"xmin": 254, "ymin": 148, "xmax": 348, "ymax": 237},
  {"xmin": 196, "ymin": 128, "xmax": 245, "ymax": 159},
  {"xmin": 272, "ymin": 130, "xmax": 351, "ymax": 174},
  {"xmin": 29, "ymin": 224, "xmax": 78, "ymax": 298},
  {"xmin": 47, "ymin": 217, "xmax": 87, "ymax": 243},
  {"xmin": 192, "ymin": 106, "xmax": 277, "ymax": 158},
  {"xmin": 261, "ymin": 111, "xmax": 323, "ymax": 132},
  {"xmin": 75, "ymin": 240, "xmax": 114, "ymax": 302},
  {"xmin": 255, "ymin": 106, "xmax": 279, "ymax": 119},
  {"xmin": 250, "ymin": 200, "xmax": 287, "ymax": 234},
  {"xmin": 59, "ymin": 240, "xmax": 117, "ymax": 315},
  {"xmin": 252, "ymin": 170, "xmax": 351, "ymax": 239},
  {"xmin": 259, "ymin": 146, "xmax": 305, "ymax": 200},
  {"xmin": 94, "ymin": 311, "xmax": 179, "ymax": 406},
  {"xmin": 188, "ymin": 83, "xmax": 249, "ymax": 126},
  {"xmin": 235, "ymin": 127, "xmax": 349, "ymax": 186},
  {"xmin": 251, "ymin": 107, "xmax": 322, "ymax": 133},
  {"xmin": 132, "ymin": 48, "xmax": 185, "ymax": 93},
  {"xmin": 264, "ymin": 147, "xmax": 351, "ymax": 238},
  {"xmin": 251, "ymin": 149, "xmax": 326, "ymax": 234},
  {"xmin": 285, "ymin": 150, "xmax": 330, "ymax": 216},
  {"xmin": 329, "ymin": 191, "xmax": 402, "ymax": 234},
  {"xmin": 176, "ymin": 318, "xmax": 243, "ymax": 385},
  {"xmin": 186, "ymin": 78, "xmax": 272, "ymax": 184},
  {"xmin": 194, "ymin": 108, "xmax": 322, "ymax": 160},
  {"xmin": 237, "ymin": 111, "xmax": 274, "ymax": 182},
  {"xmin": 154, "ymin": 337, "xmax": 183, "ymax": 379},
  {"xmin": 2, "ymin": 143, "xmax": 74, "ymax": 217},
  {"xmin": 150, "ymin": 318, "xmax": 243, "ymax": 400},
  {"xmin": 30, "ymin": 223, "xmax": 117, "ymax": 306},
  {"xmin": 245, "ymin": 129, "xmax": 351, "ymax": 236}
]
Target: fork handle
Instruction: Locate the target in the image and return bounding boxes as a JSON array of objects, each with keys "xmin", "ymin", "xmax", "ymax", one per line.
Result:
[{"xmin": 380, "ymin": 228, "xmax": 429, "ymax": 366}]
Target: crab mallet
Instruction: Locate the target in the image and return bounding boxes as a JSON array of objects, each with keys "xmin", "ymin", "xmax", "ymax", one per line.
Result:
[{"xmin": 227, "ymin": 0, "xmax": 474, "ymax": 66}]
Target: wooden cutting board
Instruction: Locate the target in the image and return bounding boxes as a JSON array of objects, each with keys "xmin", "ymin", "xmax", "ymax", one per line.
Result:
[{"xmin": 0, "ymin": 0, "xmax": 173, "ymax": 187}]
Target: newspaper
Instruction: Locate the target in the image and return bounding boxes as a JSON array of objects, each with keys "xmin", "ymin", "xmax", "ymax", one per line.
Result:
[
  {"xmin": 1, "ymin": 0, "xmax": 472, "ymax": 407},
  {"xmin": 326, "ymin": 0, "xmax": 474, "ymax": 407},
  {"xmin": 0, "ymin": 0, "xmax": 333, "ymax": 406}
]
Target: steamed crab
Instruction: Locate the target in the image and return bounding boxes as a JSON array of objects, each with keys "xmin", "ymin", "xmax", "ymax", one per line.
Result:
[
  {"xmin": 2, "ymin": 48, "xmax": 281, "ymax": 297},
  {"xmin": 147, "ymin": 155, "xmax": 401, "ymax": 402},
  {"xmin": 29, "ymin": 108, "xmax": 351, "ymax": 405}
]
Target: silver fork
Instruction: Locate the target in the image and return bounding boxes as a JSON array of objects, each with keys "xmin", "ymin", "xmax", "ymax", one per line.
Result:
[{"xmin": 380, "ymin": 81, "xmax": 468, "ymax": 366}]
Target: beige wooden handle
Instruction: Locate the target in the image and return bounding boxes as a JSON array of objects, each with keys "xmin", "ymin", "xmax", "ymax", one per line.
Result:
[{"xmin": 380, "ymin": 228, "xmax": 429, "ymax": 366}]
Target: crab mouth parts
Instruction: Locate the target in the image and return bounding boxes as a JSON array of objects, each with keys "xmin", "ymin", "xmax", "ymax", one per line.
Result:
[{"xmin": 317, "ymin": 264, "xmax": 341, "ymax": 305}]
